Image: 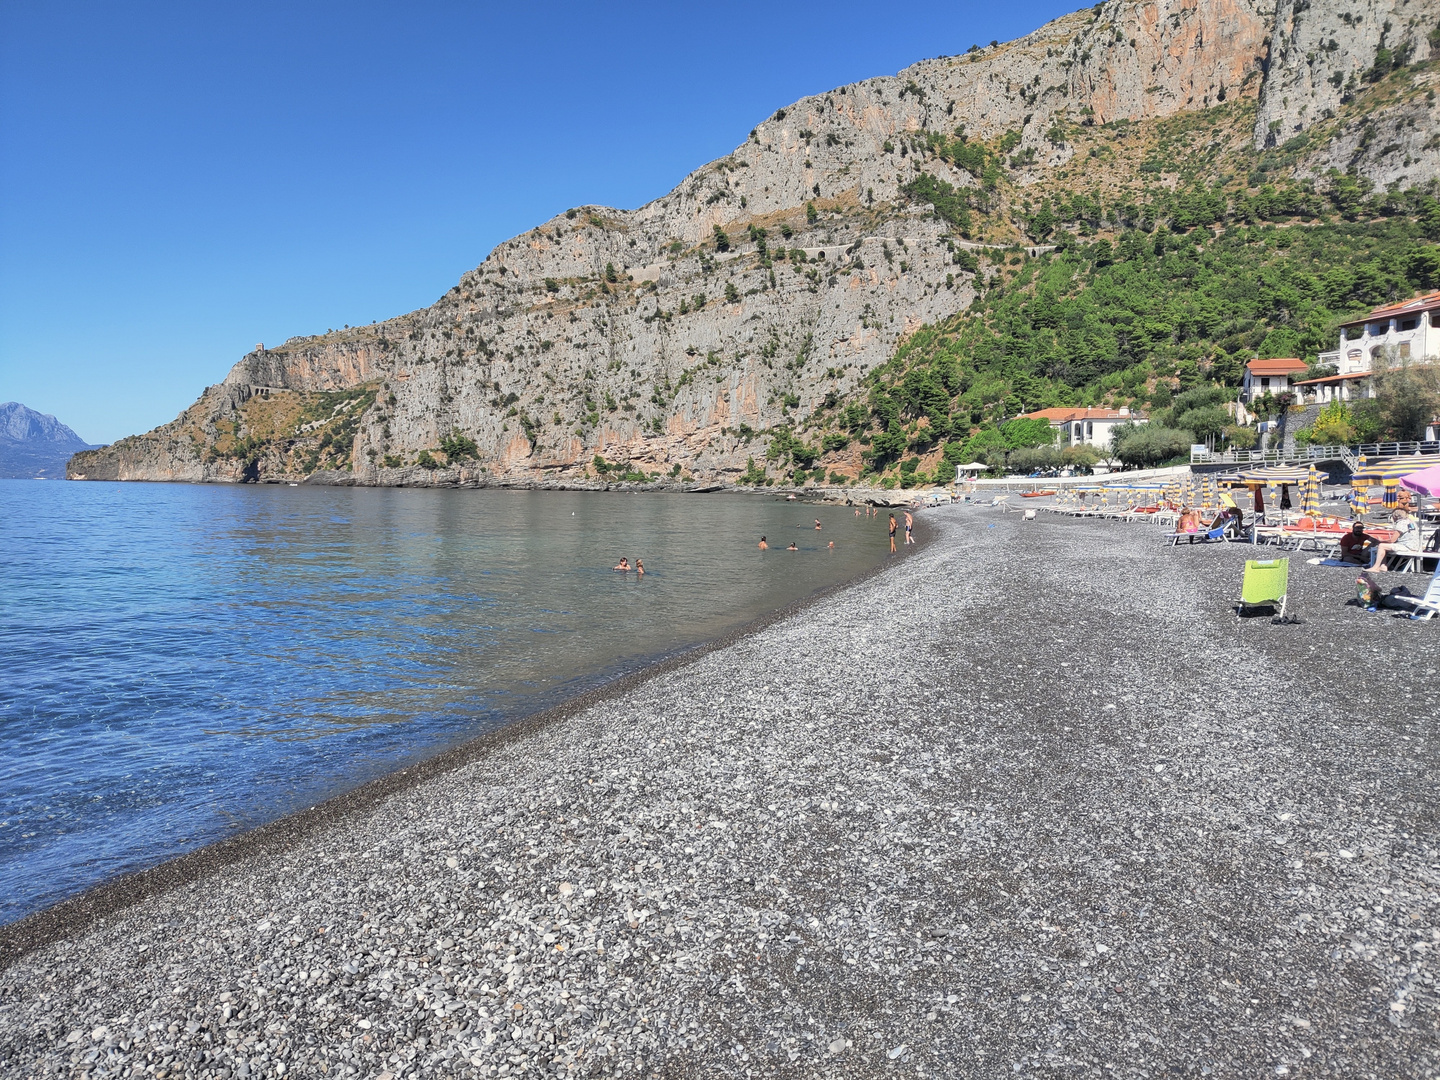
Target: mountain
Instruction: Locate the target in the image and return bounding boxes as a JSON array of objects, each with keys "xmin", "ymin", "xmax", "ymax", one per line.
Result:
[
  {"xmin": 0, "ymin": 403, "xmax": 100, "ymax": 480},
  {"xmin": 69, "ymin": 0, "xmax": 1440, "ymax": 489}
]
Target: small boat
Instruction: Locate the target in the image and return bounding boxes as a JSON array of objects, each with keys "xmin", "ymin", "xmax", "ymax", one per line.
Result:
[{"xmin": 1021, "ymin": 490, "xmax": 1055, "ymax": 498}]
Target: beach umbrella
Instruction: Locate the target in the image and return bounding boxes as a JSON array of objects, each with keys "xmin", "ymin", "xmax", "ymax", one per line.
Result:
[
  {"xmin": 1382, "ymin": 477, "xmax": 1399, "ymax": 509},
  {"xmin": 1400, "ymin": 464, "xmax": 1440, "ymax": 497},
  {"xmin": 1299, "ymin": 465, "xmax": 1321, "ymax": 518},
  {"xmin": 1235, "ymin": 465, "xmax": 1325, "ymax": 484},
  {"xmin": 1350, "ymin": 456, "xmax": 1439, "ymax": 483},
  {"xmin": 1201, "ymin": 473, "xmax": 1218, "ymax": 511}
]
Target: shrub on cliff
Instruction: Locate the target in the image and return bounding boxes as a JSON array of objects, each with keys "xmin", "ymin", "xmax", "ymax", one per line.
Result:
[{"xmin": 439, "ymin": 432, "xmax": 478, "ymax": 461}]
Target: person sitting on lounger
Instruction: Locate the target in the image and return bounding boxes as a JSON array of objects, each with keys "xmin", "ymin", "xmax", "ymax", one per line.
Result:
[
  {"xmin": 1338, "ymin": 522, "xmax": 1377, "ymax": 565},
  {"xmin": 1368, "ymin": 509, "xmax": 1422, "ymax": 572}
]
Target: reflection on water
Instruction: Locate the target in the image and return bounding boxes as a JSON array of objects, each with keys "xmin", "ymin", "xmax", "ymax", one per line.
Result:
[{"xmin": 0, "ymin": 481, "xmax": 890, "ymax": 923}]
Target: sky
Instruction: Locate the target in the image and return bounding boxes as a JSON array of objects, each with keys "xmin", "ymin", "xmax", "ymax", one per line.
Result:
[{"xmin": 0, "ymin": 0, "xmax": 1076, "ymax": 445}]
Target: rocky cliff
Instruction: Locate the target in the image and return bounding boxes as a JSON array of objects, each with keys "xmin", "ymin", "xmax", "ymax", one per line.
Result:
[{"xmin": 70, "ymin": 0, "xmax": 1440, "ymax": 488}]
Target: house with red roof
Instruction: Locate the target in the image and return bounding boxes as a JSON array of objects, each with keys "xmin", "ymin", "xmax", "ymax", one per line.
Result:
[
  {"xmin": 1019, "ymin": 406, "xmax": 1145, "ymax": 450},
  {"xmin": 1294, "ymin": 291, "xmax": 1440, "ymax": 404},
  {"xmin": 1241, "ymin": 357, "xmax": 1309, "ymax": 404}
]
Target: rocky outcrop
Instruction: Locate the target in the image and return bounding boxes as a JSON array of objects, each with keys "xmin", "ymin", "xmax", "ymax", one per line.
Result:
[
  {"xmin": 70, "ymin": 0, "xmax": 1433, "ymax": 489},
  {"xmin": 1255, "ymin": 0, "xmax": 1440, "ymax": 148}
]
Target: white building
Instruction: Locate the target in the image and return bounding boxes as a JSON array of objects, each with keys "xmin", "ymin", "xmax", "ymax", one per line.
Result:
[
  {"xmin": 1297, "ymin": 290, "xmax": 1440, "ymax": 403},
  {"xmin": 1241, "ymin": 357, "xmax": 1308, "ymax": 403},
  {"xmin": 1020, "ymin": 407, "xmax": 1146, "ymax": 450}
]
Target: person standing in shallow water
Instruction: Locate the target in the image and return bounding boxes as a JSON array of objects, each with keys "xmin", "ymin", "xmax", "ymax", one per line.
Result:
[
  {"xmin": 888, "ymin": 514, "xmax": 897, "ymax": 553},
  {"xmin": 758, "ymin": 536, "xmax": 768, "ymax": 550}
]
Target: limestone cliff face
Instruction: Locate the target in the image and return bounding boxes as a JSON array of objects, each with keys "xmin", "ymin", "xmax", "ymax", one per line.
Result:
[
  {"xmin": 1255, "ymin": 0, "xmax": 1440, "ymax": 146},
  {"xmin": 70, "ymin": 0, "xmax": 1424, "ymax": 488}
]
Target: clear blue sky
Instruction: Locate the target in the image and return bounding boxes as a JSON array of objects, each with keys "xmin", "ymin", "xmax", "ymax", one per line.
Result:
[{"xmin": 0, "ymin": 0, "xmax": 1074, "ymax": 444}]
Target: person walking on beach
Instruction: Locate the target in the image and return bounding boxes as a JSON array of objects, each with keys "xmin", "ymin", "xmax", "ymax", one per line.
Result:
[
  {"xmin": 614, "ymin": 557, "xmax": 630, "ymax": 571},
  {"xmin": 888, "ymin": 514, "xmax": 897, "ymax": 553},
  {"xmin": 758, "ymin": 536, "xmax": 768, "ymax": 550},
  {"xmin": 904, "ymin": 510, "xmax": 914, "ymax": 545}
]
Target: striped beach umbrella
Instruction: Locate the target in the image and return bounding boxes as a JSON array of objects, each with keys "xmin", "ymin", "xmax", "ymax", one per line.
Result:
[
  {"xmin": 1299, "ymin": 465, "xmax": 1321, "ymax": 518},
  {"xmin": 1382, "ymin": 477, "xmax": 1399, "ymax": 509}
]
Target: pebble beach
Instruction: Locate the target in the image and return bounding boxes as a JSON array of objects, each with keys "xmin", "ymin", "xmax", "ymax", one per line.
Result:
[{"xmin": 2, "ymin": 505, "xmax": 1437, "ymax": 1079}]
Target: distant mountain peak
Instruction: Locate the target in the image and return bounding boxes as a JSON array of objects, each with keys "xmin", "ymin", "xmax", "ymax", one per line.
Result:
[
  {"xmin": 0, "ymin": 402, "xmax": 91, "ymax": 447},
  {"xmin": 0, "ymin": 403, "xmax": 100, "ymax": 479}
]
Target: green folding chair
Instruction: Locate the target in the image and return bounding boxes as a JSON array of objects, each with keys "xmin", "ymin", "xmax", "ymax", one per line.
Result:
[{"xmin": 1237, "ymin": 557, "xmax": 1292, "ymax": 622}]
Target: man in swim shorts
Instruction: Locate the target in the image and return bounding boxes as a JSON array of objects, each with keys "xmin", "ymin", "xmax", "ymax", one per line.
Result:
[{"xmin": 904, "ymin": 511, "xmax": 914, "ymax": 545}]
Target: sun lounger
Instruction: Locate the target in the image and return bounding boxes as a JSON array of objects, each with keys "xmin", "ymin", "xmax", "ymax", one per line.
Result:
[
  {"xmin": 1387, "ymin": 561, "xmax": 1440, "ymax": 620},
  {"xmin": 1166, "ymin": 525, "xmax": 1226, "ymax": 546},
  {"xmin": 1237, "ymin": 558, "xmax": 1293, "ymax": 622}
]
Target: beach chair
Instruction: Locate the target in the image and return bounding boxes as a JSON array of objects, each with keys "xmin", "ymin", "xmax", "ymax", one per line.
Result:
[
  {"xmin": 1236, "ymin": 558, "xmax": 1293, "ymax": 622},
  {"xmin": 1387, "ymin": 560, "xmax": 1440, "ymax": 621},
  {"xmin": 1166, "ymin": 524, "xmax": 1226, "ymax": 546}
]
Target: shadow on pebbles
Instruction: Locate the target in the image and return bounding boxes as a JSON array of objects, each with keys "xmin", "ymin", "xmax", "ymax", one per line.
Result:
[{"xmin": 2, "ymin": 506, "xmax": 1437, "ymax": 1079}]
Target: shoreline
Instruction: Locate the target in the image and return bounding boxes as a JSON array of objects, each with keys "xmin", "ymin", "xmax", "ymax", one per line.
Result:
[
  {"xmin": 59, "ymin": 470, "xmax": 939, "ymax": 507},
  {"xmin": 0, "ymin": 515, "xmax": 929, "ymax": 969}
]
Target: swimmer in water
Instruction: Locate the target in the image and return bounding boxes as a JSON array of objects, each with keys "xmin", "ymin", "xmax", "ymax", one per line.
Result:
[
  {"xmin": 614, "ymin": 557, "xmax": 630, "ymax": 571},
  {"xmin": 636, "ymin": 558, "xmax": 644, "ymax": 576},
  {"xmin": 814, "ymin": 519, "xmax": 822, "ymax": 530},
  {"xmin": 758, "ymin": 536, "xmax": 768, "ymax": 550},
  {"xmin": 827, "ymin": 540, "xmax": 834, "ymax": 549},
  {"xmin": 786, "ymin": 542, "xmax": 798, "ymax": 551}
]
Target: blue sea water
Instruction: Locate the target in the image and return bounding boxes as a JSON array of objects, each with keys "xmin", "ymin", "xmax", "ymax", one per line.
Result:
[{"xmin": 0, "ymin": 480, "xmax": 890, "ymax": 924}]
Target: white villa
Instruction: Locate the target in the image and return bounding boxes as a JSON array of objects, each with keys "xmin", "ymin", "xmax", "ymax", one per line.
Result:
[
  {"xmin": 1240, "ymin": 357, "xmax": 1308, "ymax": 403},
  {"xmin": 1020, "ymin": 407, "xmax": 1145, "ymax": 450},
  {"xmin": 1296, "ymin": 290, "xmax": 1440, "ymax": 403}
]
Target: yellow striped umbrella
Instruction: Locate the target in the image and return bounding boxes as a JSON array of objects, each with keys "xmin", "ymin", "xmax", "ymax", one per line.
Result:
[{"xmin": 1299, "ymin": 465, "xmax": 1321, "ymax": 518}]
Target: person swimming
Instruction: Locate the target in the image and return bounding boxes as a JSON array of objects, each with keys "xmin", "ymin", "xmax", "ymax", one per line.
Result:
[
  {"xmin": 827, "ymin": 541, "xmax": 834, "ymax": 549},
  {"xmin": 636, "ymin": 558, "xmax": 644, "ymax": 576},
  {"xmin": 786, "ymin": 542, "xmax": 798, "ymax": 551},
  {"xmin": 758, "ymin": 536, "xmax": 768, "ymax": 550},
  {"xmin": 614, "ymin": 557, "xmax": 630, "ymax": 571},
  {"xmin": 814, "ymin": 519, "xmax": 822, "ymax": 530}
]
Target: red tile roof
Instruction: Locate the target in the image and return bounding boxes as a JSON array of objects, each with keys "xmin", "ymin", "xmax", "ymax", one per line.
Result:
[
  {"xmin": 1020, "ymin": 407, "xmax": 1142, "ymax": 422},
  {"xmin": 1340, "ymin": 290, "xmax": 1440, "ymax": 327},
  {"xmin": 1246, "ymin": 357, "xmax": 1308, "ymax": 376}
]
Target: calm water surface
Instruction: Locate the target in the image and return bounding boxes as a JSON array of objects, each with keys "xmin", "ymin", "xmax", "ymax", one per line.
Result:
[{"xmin": 0, "ymin": 481, "xmax": 890, "ymax": 923}]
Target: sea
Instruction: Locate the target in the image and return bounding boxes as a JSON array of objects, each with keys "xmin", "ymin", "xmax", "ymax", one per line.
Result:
[{"xmin": 0, "ymin": 480, "xmax": 891, "ymax": 924}]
